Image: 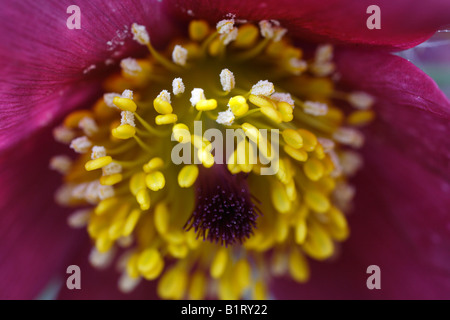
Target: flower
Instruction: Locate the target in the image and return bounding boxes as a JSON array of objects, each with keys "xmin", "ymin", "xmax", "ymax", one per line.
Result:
[{"xmin": 0, "ymin": 0, "xmax": 449, "ymax": 300}]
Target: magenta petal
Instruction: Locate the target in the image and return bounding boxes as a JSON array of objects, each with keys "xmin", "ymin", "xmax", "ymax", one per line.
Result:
[
  {"xmin": 0, "ymin": 126, "xmax": 83, "ymax": 299},
  {"xmin": 0, "ymin": 0, "xmax": 177, "ymax": 151},
  {"xmin": 167, "ymin": 0, "xmax": 450, "ymax": 50},
  {"xmin": 57, "ymin": 235, "xmax": 159, "ymax": 300},
  {"xmin": 272, "ymin": 140, "xmax": 450, "ymax": 299},
  {"xmin": 335, "ymin": 49, "xmax": 450, "ymax": 180}
]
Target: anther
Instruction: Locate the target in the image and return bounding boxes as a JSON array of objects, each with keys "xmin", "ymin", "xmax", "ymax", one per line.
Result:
[
  {"xmin": 172, "ymin": 45, "xmax": 188, "ymax": 66},
  {"xmin": 228, "ymin": 96, "xmax": 248, "ymax": 116},
  {"xmin": 220, "ymin": 27, "xmax": 238, "ymax": 45},
  {"xmin": 220, "ymin": 69, "xmax": 235, "ymax": 92},
  {"xmin": 270, "ymin": 92, "xmax": 294, "ymax": 108},
  {"xmin": 172, "ymin": 123, "xmax": 191, "ymax": 143},
  {"xmin": 332, "ymin": 127, "xmax": 364, "ymax": 148},
  {"xmin": 155, "ymin": 114, "xmax": 178, "ymax": 125},
  {"xmin": 53, "ymin": 126, "xmax": 75, "ymax": 144},
  {"xmin": 190, "ymin": 88, "xmax": 206, "ymax": 106},
  {"xmin": 49, "ymin": 155, "xmax": 72, "ymax": 174},
  {"xmin": 216, "ymin": 19, "xmax": 235, "ymax": 34},
  {"xmin": 196, "ymin": 99, "xmax": 218, "ymax": 111},
  {"xmin": 251, "ymin": 80, "xmax": 275, "ymax": 96},
  {"xmin": 172, "ymin": 78, "xmax": 185, "ymax": 95},
  {"xmin": 216, "ymin": 109, "xmax": 235, "ymax": 126},
  {"xmin": 70, "ymin": 136, "xmax": 92, "ymax": 154},
  {"xmin": 79, "ymin": 117, "xmax": 99, "ymax": 137},
  {"xmin": 131, "ymin": 23, "xmax": 150, "ymax": 45},
  {"xmin": 146, "ymin": 171, "xmax": 166, "ymax": 191},
  {"xmin": 303, "ymin": 101, "xmax": 328, "ymax": 116},
  {"xmin": 120, "ymin": 58, "xmax": 142, "ymax": 77},
  {"xmin": 85, "ymin": 156, "xmax": 113, "ymax": 171},
  {"xmin": 103, "ymin": 93, "xmax": 120, "ymax": 108},
  {"xmin": 347, "ymin": 91, "xmax": 375, "ymax": 110},
  {"xmin": 91, "ymin": 146, "xmax": 106, "ymax": 159},
  {"xmin": 189, "ymin": 20, "xmax": 210, "ymax": 41},
  {"xmin": 113, "ymin": 95, "xmax": 137, "ymax": 112}
]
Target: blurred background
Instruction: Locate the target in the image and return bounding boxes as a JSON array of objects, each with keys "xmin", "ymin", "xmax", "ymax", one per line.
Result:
[{"xmin": 396, "ymin": 30, "xmax": 450, "ymax": 98}]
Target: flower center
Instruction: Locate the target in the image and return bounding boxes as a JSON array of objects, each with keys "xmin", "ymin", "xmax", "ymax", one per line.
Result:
[{"xmin": 51, "ymin": 18, "xmax": 374, "ymax": 299}]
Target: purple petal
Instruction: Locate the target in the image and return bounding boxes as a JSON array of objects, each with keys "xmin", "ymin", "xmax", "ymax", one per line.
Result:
[
  {"xmin": 0, "ymin": 125, "xmax": 83, "ymax": 299},
  {"xmin": 57, "ymin": 235, "xmax": 159, "ymax": 300},
  {"xmin": 167, "ymin": 0, "xmax": 450, "ymax": 50},
  {"xmin": 0, "ymin": 0, "xmax": 177, "ymax": 152},
  {"xmin": 272, "ymin": 139, "xmax": 450, "ymax": 299},
  {"xmin": 335, "ymin": 48, "xmax": 450, "ymax": 180}
]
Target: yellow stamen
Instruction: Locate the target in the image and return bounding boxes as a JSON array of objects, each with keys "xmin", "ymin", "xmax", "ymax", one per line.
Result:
[
  {"xmin": 210, "ymin": 248, "xmax": 228, "ymax": 279},
  {"xmin": 153, "ymin": 97, "xmax": 173, "ymax": 114},
  {"xmin": 289, "ymin": 248, "xmax": 310, "ymax": 282},
  {"xmin": 155, "ymin": 114, "xmax": 178, "ymax": 125},
  {"xmin": 112, "ymin": 124, "xmax": 136, "ymax": 139},
  {"xmin": 143, "ymin": 157, "xmax": 165, "ymax": 173},
  {"xmin": 85, "ymin": 156, "xmax": 112, "ymax": 171},
  {"xmin": 178, "ymin": 165, "xmax": 199, "ymax": 188},
  {"xmin": 154, "ymin": 202, "xmax": 169, "ymax": 235},
  {"xmin": 304, "ymin": 190, "xmax": 330, "ymax": 213},
  {"xmin": 137, "ymin": 248, "xmax": 164, "ymax": 279},
  {"xmin": 189, "ymin": 20, "xmax": 210, "ymax": 41},
  {"xmin": 282, "ymin": 129, "xmax": 303, "ymax": 149},
  {"xmin": 228, "ymin": 95, "xmax": 249, "ymax": 116},
  {"xmin": 234, "ymin": 24, "xmax": 259, "ymax": 48},
  {"xmin": 136, "ymin": 189, "xmax": 151, "ymax": 210},
  {"xmin": 303, "ymin": 158, "xmax": 325, "ymax": 181},
  {"xmin": 172, "ymin": 123, "xmax": 191, "ymax": 143},
  {"xmin": 145, "ymin": 171, "xmax": 166, "ymax": 191},
  {"xmin": 113, "ymin": 97, "xmax": 137, "ymax": 112},
  {"xmin": 195, "ymin": 99, "xmax": 218, "ymax": 111},
  {"xmin": 100, "ymin": 173, "xmax": 123, "ymax": 186}
]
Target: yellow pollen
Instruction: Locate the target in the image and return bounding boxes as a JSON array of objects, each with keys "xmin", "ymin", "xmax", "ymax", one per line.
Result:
[
  {"xmin": 143, "ymin": 157, "xmax": 165, "ymax": 173},
  {"xmin": 189, "ymin": 20, "xmax": 210, "ymax": 41},
  {"xmin": 195, "ymin": 99, "xmax": 218, "ymax": 111},
  {"xmin": 53, "ymin": 18, "xmax": 375, "ymax": 300},
  {"xmin": 178, "ymin": 165, "xmax": 199, "ymax": 188},
  {"xmin": 228, "ymin": 95, "xmax": 248, "ymax": 116},
  {"xmin": 234, "ymin": 24, "xmax": 259, "ymax": 48},
  {"xmin": 112, "ymin": 124, "xmax": 136, "ymax": 139},
  {"xmin": 172, "ymin": 123, "xmax": 191, "ymax": 143},
  {"xmin": 155, "ymin": 114, "xmax": 178, "ymax": 125},
  {"xmin": 85, "ymin": 156, "xmax": 112, "ymax": 171},
  {"xmin": 153, "ymin": 97, "xmax": 173, "ymax": 114},
  {"xmin": 145, "ymin": 171, "xmax": 165, "ymax": 191},
  {"xmin": 113, "ymin": 97, "xmax": 137, "ymax": 112}
]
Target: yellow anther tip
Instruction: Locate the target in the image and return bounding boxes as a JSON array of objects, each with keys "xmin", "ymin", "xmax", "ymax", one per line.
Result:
[
  {"xmin": 282, "ymin": 129, "xmax": 303, "ymax": 149},
  {"xmin": 153, "ymin": 98, "xmax": 173, "ymax": 115},
  {"xmin": 100, "ymin": 173, "xmax": 123, "ymax": 186},
  {"xmin": 234, "ymin": 24, "xmax": 259, "ymax": 48},
  {"xmin": 172, "ymin": 123, "xmax": 191, "ymax": 143},
  {"xmin": 143, "ymin": 157, "xmax": 165, "ymax": 173},
  {"xmin": 229, "ymin": 96, "xmax": 249, "ymax": 116},
  {"xmin": 145, "ymin": 171, "xmax": 166, "ymax": 191},
  {"xmin": 178, "ymin": 165, "xmax": 199, "ymax": 188},
  {"xmin": 113, "ymin": 96, "xmax": 137, "ymax": 112},
  {"xmin": 210, "ymin": 248, "xmax": 228, "ymax": 279},
  {"xmin": 155, "ymin": 114, "xmax": 178, "ymax": 125},
  {"xmin": 195, "ymin": 99, "xmax": 218, "ymax": 111},
  {"xmin": 189, "ymin": 20, "xmax": 210, "ymax": 41},
  {"xmin": 85, "ymin": 156, "xmax": 113, "ymax": 171},
  {"xmin": 137, "ymin": 248, "xmax": 163, "ymax": 274},
  {"xmin": 136, "ymin": 189, "xmax": 151, "ymax": 210},
  {"xmin": 112, "ymin": 124, "xmax": 136, "ymax": 139},
  {"xmin": 305, "ymin": 190, "xmax": 330, "ymax": 213}
]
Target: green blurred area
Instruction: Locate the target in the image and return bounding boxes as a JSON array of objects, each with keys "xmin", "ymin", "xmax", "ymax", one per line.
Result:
[{"xmin": 396, "ymin": 31, "xmax": 450, "ymax": 98}]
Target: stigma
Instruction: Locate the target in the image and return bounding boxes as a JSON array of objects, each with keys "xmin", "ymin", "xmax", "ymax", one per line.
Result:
[{"xmin": 52, "ymin": 17, "xmax": 374, "ymax": 299}]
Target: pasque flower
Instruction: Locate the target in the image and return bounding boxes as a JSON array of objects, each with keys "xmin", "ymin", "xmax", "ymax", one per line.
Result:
[{"xmin": 0, "ymin": 0, "xmax": 449, "ymax": 299}]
